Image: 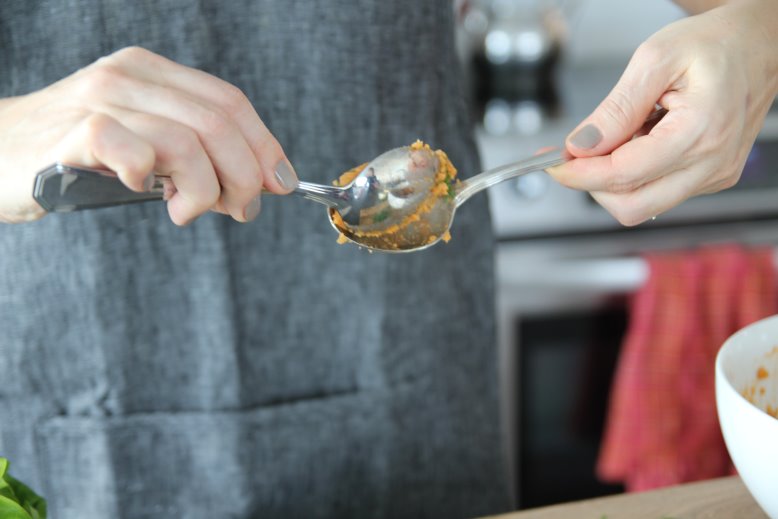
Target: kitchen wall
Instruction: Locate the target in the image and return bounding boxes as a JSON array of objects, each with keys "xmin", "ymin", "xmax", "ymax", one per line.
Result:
[{"xmin": 563, "ymin": 0, "xmax": 685, "ymax": 64}]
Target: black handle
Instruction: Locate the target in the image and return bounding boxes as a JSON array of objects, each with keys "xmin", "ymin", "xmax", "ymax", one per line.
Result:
[{"xmin": 33, "ymin": 163, "xmax": 166, "ymax": 212}]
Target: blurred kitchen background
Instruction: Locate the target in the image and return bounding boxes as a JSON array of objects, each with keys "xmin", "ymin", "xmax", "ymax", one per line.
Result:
[{"xmin": 453, "ymin": 0, "xmax": 778, "ymax": 511}]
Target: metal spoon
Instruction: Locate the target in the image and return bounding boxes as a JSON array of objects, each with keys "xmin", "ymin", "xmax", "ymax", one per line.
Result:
[
  {"xmin": 30, "ymin": 146, "xmax": 563, "ymax": 253},
  {"xmin": 31, "ymin": 146, "xmax": 437, "ymax": 227},
  {"xmin": 329, "ymin": 147, "xmax": 567, "ymax": 253}
]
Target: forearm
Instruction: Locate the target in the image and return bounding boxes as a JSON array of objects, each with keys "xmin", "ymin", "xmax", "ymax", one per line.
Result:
[
  {"xmin": 672, "ymin": 0, "xmax": 727, "ymax": 15},
  {"xmin": 0, "ymin": 97, "xmax": 17, "ymax": 111}
]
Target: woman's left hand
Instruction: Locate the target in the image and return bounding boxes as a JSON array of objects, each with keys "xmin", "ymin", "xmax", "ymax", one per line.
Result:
[{"xmin": 546, "ymin": 0, "xmax": 778, "ymax": 226}]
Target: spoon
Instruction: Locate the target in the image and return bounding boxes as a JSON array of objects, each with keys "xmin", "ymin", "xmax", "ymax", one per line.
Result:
[
  {"xmin": 29, "ymin": 147, "xmax": 564, "ymax": 253},
  {"xmin": 31, "ymin": 146, "xmax": 436, "ymax": 228},
  {"xmin": 32, "ymin": 110, "xmax": 663, "ymax": 250}
]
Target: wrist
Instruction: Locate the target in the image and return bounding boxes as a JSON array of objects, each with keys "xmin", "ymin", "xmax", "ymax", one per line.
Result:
[
  {"xmin": 737, "ymin": 0, "xmax": 778, "ymax": 95},
  {"xmin": 0, "ymin": 97, "xmax": 16, "ymax": 111},
  {"xmin": 672, "ymin": 0, "xmax": 727, "ymax": 15}
]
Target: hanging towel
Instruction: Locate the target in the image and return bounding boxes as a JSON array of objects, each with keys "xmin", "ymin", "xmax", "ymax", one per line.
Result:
[{"xmin": 597, "ymin": 244, "xmax": 777, "ymax": 492}]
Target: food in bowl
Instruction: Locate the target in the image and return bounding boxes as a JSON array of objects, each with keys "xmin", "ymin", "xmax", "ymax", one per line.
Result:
[
  {"xmin": 716, "ymin": 315, "xmax": 778, "ymax": 519},
  {"xmin": 740, "ymin": 346, "xmax": 778, "ymax": 419}
]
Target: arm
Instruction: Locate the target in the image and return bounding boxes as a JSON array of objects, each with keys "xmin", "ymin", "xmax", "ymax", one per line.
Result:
[
  {"xmin": 0, "ymin": 98, "xmax": 17, "ymax": 111},
  {"xmin": 672, "ymin": 0, "xmax": 728, "ymax": 15},
  {"xmin": 546, "ymin": 0, "xmax": 778, "ymax": 226}
]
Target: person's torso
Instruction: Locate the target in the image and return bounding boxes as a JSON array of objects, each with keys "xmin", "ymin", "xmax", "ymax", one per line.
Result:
[{"xmin": 0, "ymin": 2, "xmax": 502, "ymax": 517}]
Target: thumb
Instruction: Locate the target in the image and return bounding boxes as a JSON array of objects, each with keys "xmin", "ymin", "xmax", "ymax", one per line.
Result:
[{"xmin": 566, "ymin": 49, "xmax": 674, "ymax": 157}]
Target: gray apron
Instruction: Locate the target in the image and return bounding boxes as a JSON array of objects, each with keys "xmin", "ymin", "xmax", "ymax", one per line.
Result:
[{"xmin": 0, "ymin": 1, "xmax": 508, "ymax": 517}]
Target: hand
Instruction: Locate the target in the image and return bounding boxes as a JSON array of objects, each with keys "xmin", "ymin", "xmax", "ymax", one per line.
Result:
[
  {"xmin": 0, "ymin": 46, "xmax": 298, "ymax": 224},
  {"xmin": 546, "ymin": 0, "xmax": 778, "ymax": 226}
]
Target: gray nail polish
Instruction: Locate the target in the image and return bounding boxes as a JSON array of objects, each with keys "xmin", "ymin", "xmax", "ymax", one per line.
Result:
[
  {"xmin": 570, "ymin": 124, "xmax": 603, "ymax": 149},
  {"xmin": 143, "ymin": 173, "xmax": 155, "ymax": 192},
  {"xmin": 244, "ymin": 196, "xmax": 262, "ymax": 221},
  {"xmin": 275, "ymin": 159, "xmax": 299, "ymax": 191}
]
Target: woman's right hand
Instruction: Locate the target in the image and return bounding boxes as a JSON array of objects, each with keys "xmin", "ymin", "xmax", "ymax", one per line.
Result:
[{"xmin": 0, "ymin": 46, "xmax": 298, "ymax": 225}]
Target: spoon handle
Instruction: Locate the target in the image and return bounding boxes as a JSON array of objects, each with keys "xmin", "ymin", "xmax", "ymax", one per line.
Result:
[
  {"xmin": 454, "ymin": 149, "xmax": 567, "ymax": 207},
  {"xmin": 32, "ymin": 162, "xmax": 344, "ymax": 213},
  {"xmin": 33, "ymin": 163, "xmax": 168, "ymax": 212},
  {"xmin": 455, "ymin": 107, "xmax": 669, "ymax": 207}
]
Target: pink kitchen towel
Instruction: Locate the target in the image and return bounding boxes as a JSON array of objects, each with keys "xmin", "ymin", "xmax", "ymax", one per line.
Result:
[{"xmin": 597, "ymin": 244, "xmax": 777, "ymax": 491}]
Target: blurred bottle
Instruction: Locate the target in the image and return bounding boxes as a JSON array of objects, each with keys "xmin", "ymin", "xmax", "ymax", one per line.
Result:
[{"xmin": 458, "ymin": 0, "xmax": 572, "ymax": 135}]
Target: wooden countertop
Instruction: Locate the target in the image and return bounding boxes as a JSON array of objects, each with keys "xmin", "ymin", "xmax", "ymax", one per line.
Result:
[{"xmin": 480, "ymin": 476, "xmax": 768, "ymax": 519}]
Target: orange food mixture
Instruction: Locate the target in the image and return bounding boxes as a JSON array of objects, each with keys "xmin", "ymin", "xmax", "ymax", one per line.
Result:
[
  {"xmin": 329, "ymin": 140, "xmax": 457, "ymax": 248},
  {"xmin": 742, "ymin": 359, "xmax": 778, "ymax": 419}
]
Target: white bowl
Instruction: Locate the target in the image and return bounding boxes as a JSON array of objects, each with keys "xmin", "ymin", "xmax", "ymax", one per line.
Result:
[{"xmin": 716, "ymin": 314, "xmax": 778, "ymax": 519}]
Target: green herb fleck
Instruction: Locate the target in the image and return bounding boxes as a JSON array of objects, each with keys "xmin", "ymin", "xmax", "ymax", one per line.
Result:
[
  {"xmin": 373, "ymin": 209, "xmax": 390, "ymax": 223},
  {"xmin": 446, "ymin": 177, "xmax": 456, "ymax": 200}
]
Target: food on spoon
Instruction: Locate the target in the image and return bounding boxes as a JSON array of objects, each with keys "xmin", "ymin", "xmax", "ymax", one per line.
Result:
[{"xmin": 329, "ymin": 140, "xmax": 457, "ymax": 249}]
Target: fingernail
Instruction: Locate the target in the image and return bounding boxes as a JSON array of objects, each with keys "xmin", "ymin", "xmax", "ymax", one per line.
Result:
[
  {"xmin": 143, "ymin": 173, "xmax": 155, "ymax": 192},
  {"xmin": 570, "ymin": 124, "xmax": 603, "ymax": 149},
  {"xmin": 274, "ymin": 159, "xmax": 299, "ymax": 191},
  {"xmin": 244, "ymin": 196, "xmax": 262, "ymax": 221}
]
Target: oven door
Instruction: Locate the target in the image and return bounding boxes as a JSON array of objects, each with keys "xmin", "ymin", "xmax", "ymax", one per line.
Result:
[{"xmin": 494, "ymin": 219, "xmax": 778, "ymax": 509}]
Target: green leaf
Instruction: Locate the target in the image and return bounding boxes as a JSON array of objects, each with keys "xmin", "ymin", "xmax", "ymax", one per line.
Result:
[
  {"xmin": 6, "ymin": 476, "xmax": 46, "ymax": 519},
  {"xmin": 0, "ymin": 458, "xmax": 46, "ymax": 519},
  {"xmin": 0, "ymin": 495, "xmax": 34, "ymax": 519}
]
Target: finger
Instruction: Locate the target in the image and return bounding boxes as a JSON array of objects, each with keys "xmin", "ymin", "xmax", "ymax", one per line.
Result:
[
  {"xmin": 590, "ymin": 164, "xmax": 708, "ymax": 226},
  {"xmin": 54, "ymin": 113, "xmax": 155, "ymax": 192},
  {"xmin": 211, "ymin": 200, "xmax": 230, "ymax": 215},
  {"xmin": 548, "ymin": 108, "xmax": 697, "ymax": 193},
  {"xmin": 565, "ymin": 43, "xmax": 679, "ymax": 157},
  {"xmin": 114, "ymin": 111, "xmax": 222, "ymax": 225},
  {"xmin": 96, "ymin": 47, "xmax": 299, "ymax": 194}
]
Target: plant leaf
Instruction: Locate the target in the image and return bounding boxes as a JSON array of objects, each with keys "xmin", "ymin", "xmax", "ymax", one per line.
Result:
[
  {"xmin": 5, "ymin": 476, "xmax": 46, "ymax": 519},
  {"xmin": 0, "ymin": 495, "xmax": 33, "ymax": 519},
  {"xmin": 0, "ymin": 458, "xmax": 46, "ymax": 519}
]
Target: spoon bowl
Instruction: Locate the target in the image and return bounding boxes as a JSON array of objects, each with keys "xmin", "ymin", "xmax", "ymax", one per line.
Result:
[
  {"xmin": 329, "ymin": 190, "xmax": 457, "ymax": 252},
  {"xmin": 336, "ymin": 146, "xmax": 440, "ymax": 229}
]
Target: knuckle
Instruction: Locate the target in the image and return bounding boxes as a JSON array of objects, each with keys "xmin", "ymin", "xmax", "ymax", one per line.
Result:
[
  {"xmin": 109, "ymin": 46, "xmax": 153, "ymax": 64},
  {"xmin": 198, "ymin": 107, "xmax": 233, "ymax": 140},
  {"xmin": 605, "ymin": 170, "xmax": 641, "ymax": 195},
  {"xmin": 599, "ymin": 90, "xmax": 635, "ymax": 130},
  {"xmin": 76, "ymin": 66, "xmax": 125, "ymax": 97},
  {"xmin": 82, "ymin": 112, "xmax": 113, "ymax": 140},
  {"xmin": 256, "ymin": 136, "xmax": 285, "ymax": 170},
  {"xmin": 168, "ymin": 127, "xmax": 201, "ymax": 158},
  {"xmin": 632, "ymin": 40, "xmax": 664, "ymax": 71},
  {"xmin": 180, "ymin": 183, "xmax": 220, "ymax": 217},
  {"xmin": 231, "ymin": 167, "xmax": 264, "ymax": 193},
  {"xmin": 203, "ymin": 184, "xmax": 221, "ymax": 208},
  {"xmin": 219, "ymin": 83, "xmax": 251, "ymax": 118}
]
